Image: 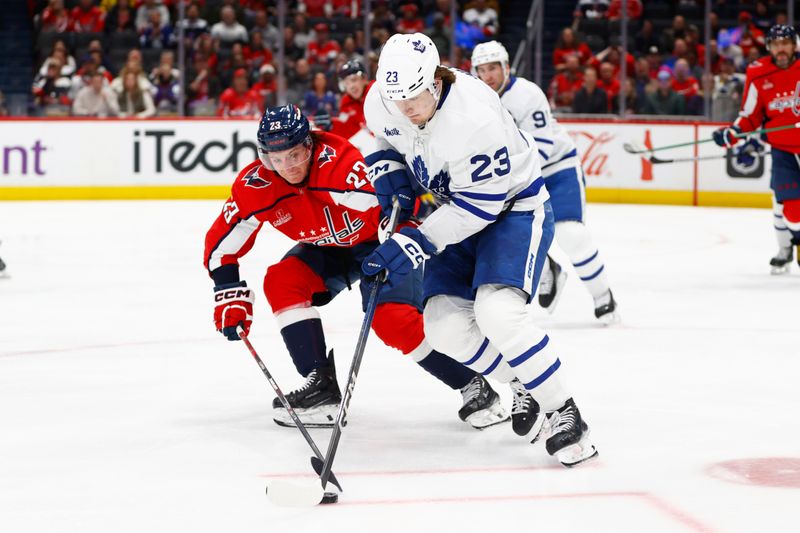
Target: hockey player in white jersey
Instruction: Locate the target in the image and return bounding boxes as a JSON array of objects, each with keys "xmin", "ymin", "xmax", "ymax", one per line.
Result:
[
  {"xmin": 360, "ymin": 33, "xmax": 597, "ymax": 467},
  {"xmin": 472, "ymin": 41, "xmax": 618, "ymax": 322}
]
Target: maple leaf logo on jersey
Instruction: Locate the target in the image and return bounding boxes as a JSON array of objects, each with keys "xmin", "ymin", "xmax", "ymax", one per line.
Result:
[
  {"xmin": 411, "ymin": 156, "xmax": 451, "ymax": 199},
  {"xmin": 317, "ymin": 144, "xmax": 337, "ymax": 167},
  {"xmin": 412, "ymin": 40, "xmax": 426, "ymax": 54},
  {"xmin": 242, "ymin": 168, "xmax": 271, "ymax": 189}
]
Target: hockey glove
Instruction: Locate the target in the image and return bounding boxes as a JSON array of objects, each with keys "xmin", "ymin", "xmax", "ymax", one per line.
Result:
[
  {"xmin": 368, "ymin": 158, "xmax": 416, "ymax": 220},
  {"xmin": 362, "ymin": 227, "xmax": 436, "ymax": 286},
  {"xmin": 712, "ymin": 125, "xmax": 742, "ymax": 148},
  {"xmin": 734, "ymin": 137, "xmax": 765, "ymax": 166},
  {"xmin": 213, "ymin": 281, "xmax": 255, "ymax": 341}
]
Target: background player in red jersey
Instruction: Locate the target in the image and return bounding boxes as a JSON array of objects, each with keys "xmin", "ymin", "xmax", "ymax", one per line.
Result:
[
  {"xmin": 329, "ymin": 60, "xmax": 376, "ymax": 154},
  {"xmin": 204, "ymin": 105, "xmax": 508, "ymax": 429},
  {"xmin": 713, "ymin": 25, "xmax": 800, "ymax": 274}
]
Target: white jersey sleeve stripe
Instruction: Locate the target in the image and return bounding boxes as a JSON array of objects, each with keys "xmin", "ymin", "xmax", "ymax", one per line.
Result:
[{"xmin": 207, "ymin": 215, "xmax": 261, "ymax": 272}]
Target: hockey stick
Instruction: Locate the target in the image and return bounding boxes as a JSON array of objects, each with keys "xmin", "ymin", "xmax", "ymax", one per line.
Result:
[
  {"xmin": 649, "ymin": 150, "xmax": 771, "ymax": 165},
  {"xmin": 236, "ymin": 328, "xmax": 343, "ymax": 503},
  {"xmin": 622, "ymin": 123, "xmax": 799, "ymax": 155}
]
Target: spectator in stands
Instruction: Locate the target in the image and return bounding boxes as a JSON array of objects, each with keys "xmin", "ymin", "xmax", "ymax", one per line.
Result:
[
  {"xmin": 187, "ymin": 53, "xmax": 221, "ymax": 115},
  {"xmin": 773, "ymin": 11, "xmax": 788, "ymax": 27},
  {"xmin": 32, "ymin": 58, "xmax": 72, "ymax": 113},
  {"xmin": 751, "ymin": 1, "xmax": 772, "ymax": 33},
  {"xmin": 111, "ymin": 53, "xmax": 154, "ymax": 94},
  {"xmin": 369, "ymin": 0, "xmax": 396, "ymax": 33},
  {"xmin": 572, "ymin": 66, "xmax": 609, "ymax": 114},
  {"xmin": 663, "ymin": 38, "xmax": 689, "ymax": 69},
  {"xmin": 104, "ymin": 1, "xmax": 134, "ymax": 34},
  {"xmin": 193, "ymin": 33, "xmax": 219, "ymax": 72},
  {"xmin": 645, "ymin": 45, "xmax": 662, "ymax": 76},
  {"xmin": 251, "ymin": 63, "xmax": 278, "ymax": 112},
  {"xmin": 607, "ymin": 0, "xmax": 642, "ymax": 21},
  {"xmin": 139, "ymin": 9, "xmax": 174, "ymax": 49},
  {"xmin": 671, "ymin": 58, "xmax": 701, "ymax": 114},
  {"xmin": 303, "ymin": 71, "xmax": 338, "ymax": 117},
  {"xmin": 72, "ymin": 72, "xmax": 119, "ymax": 116},
  {"xmin": 251, "ymin": 9, "xmax": 280, "ymax": 51},
  {"xmin": 205, "ymin": 0, "xmax": 244, "ymax": 27},
  {"xmin": 548, "ymin": 54, "xmax": 584, "ymax": 109},
  {"xmin": 425, "ymin": 12, "xmax": 451, "ymax": 59},
  {"xmin": 708, "ymin": 11, "xmax": 720, "ymax": 40},
  {"xmin": 40, "ymin": 0, "xmax": 70, "ymax": 33},
  {"xmin": 596, "ymin": 61, "xmax": 620, "ymax": 112},
  {"xmin": 282, "ymin": 27, "xmax": 306, "ymax": 67},
  {"xmin": 553, "ymin": 28, "xmax": 593, "ymax": 72},
  {"xmin": 463, "ymin": 0, "xmax": 499, "ymax": 38},
  {"xmin": 216, "ymin": 68, "xmax": 261, "ymax": 118},
  {"xmin": 684, "ymin": 25, "xmax": 705, "ymax": 67},
  {"xmin": 286, "ymin": 58, "xmax": 312, "ymax": 104},
  {"xmin": 69, "ymin": 55, "xmax": 111, "ymax": 100},
  {"xmin": 591, "ymin": 37, "xmax": 635, "ymax": 76},
  {"xmin": 296, "ymin": 0, "xmax": 328, "ymax": 18},
  {"xmin": 150, "ymin": 61, "xmax": 180, "ymax": 113},
  {"xmin": 621, "ymin": 77, "xmax": 639, "ymax": 115},
  {"xmin": 397, "ymin": 4, "xmax": 425, "ymax": 35},
  {"xmin": 149, "ymin": 50, "xmax": 178, "ymax": 81},
  {"xmin": 175, "ymin": 3, "xmax": 209, "ymax": 45},
  {"xmin": 635, "ymin": 20, "xmax": 659, "ymax": 57},
  {"xmin": 660, "ymin": 15, "xmax": 687, "ymax": 56},
  {"xmin": 733, "ymin": 12, "xmax": 765, "ymax": 59},
  {"xmin": 39, "ymin": 40, "xmax": 76, "ymax": 78},
  {"xmin": 135, "ymin": 0, "xmax": 170, "ymax": 33},
  {"xmin": 717, "ymin": 29, "xmax": 744, "ymax": 71},
  {"xmin": 211, "ymin": 5, "xmax": 249, "ymax": 46},
  {"xmin": 640, "ymin": 69, "xmax": 684, "ymax": 115},
  {"xmin": 218, "ymin": 43, "xmax": 250, "ymax": 87},
  {"xmin": 307, "ymin": 24, "xmax": 341, "ymax": 68},
  {"xmin": 245, "ymin": 31, "xmax": 273, "ymax": 72},
  {"xmin": 711, "ymin": 57, "xmax": 744, "ymax": 121},
  {"xmin": 69, "ymin": 0, "xmax": 105, "ymax": 33},
  {"xmin": 574, "ymin": 0, "xmax": 610, "ymax": 20},
  {"xmin": 341, "ymin": 36, "xmax": 365, "ymax": 64},
  {"xmin": 292, "ymin": 13, "xmax": 315, "ymax": 51},
  {"xmin": 633, "ymin": 57, "xmax": 654, "ymax": 101},
  {"xmin": 117, "ymin": 70, "xmax": 156, "ymax": 118}
]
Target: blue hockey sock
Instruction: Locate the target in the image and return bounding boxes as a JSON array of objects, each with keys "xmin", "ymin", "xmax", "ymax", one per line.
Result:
[
  {"xmin": 416, "ymin": 350, "xmax": 475, "ymax": 390},
  {"xmin": 280, "ymin": 318, "xmax": 328, "ymax": 377}
]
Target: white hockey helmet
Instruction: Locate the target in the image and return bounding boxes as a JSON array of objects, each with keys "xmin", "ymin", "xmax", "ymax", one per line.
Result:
[
  {"xmin": 377, "ymin": 33, "xmax": 440, "ymax": 101},
  {"xmin": 471, "ymin": 41, "xmax": 510, "ymax": 72}
]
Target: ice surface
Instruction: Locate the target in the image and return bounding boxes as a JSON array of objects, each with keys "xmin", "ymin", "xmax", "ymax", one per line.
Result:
[{"xmin": 0, "ymin": 201, "xmax": 798, "ymax": 532}]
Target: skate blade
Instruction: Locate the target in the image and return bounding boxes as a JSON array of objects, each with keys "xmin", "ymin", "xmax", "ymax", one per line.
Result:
[
  {"xmin": 464, "ymin": 402, "xmax": 510, "ymax": 430},
  {"xmin": 273, "ymin": 404, "xmax": 338, "ymax": 428},
  {"xmin": 556, "ymin": 432, "xmax": 599, "ymax": 468},
  {"xmin": 770, "ymin": 265, "xmax": 790, "ymax": 275},
  {"xmin": 597, "ymin": 309, "xmax": 621, "ymax": 326},
  {"xmin": 266, "ymin": 479, "xmax": 331, "ymax": 507}
]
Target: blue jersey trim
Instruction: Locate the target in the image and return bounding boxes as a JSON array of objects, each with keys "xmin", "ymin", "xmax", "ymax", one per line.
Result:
[
  {"xmin": 524, "ymin": 359, "xmax": 561, "ymax": 390},
  {"xmin": 464, "ymin": 337, "xmax": 490, "ymax": 366},
  {"xmin": 533, "ymin": 137, "xmax": 555, "ymax": 145},
  {"xmin": 457, "ymin": 190, "xmax": 507, "ymax": 201},
  {"xmin": 506, "ymin": 75, "xmax": 517, "ymax": 92},
  {"xmin": 481, "ymin": 354, "xmax": 504, "ymax": 376},
  {"xmin": 513, "ymin": 177, "xmax": 545, "ymax": 200},
  {"xmin": 541, "ymin": 148, "xmax": 578, "ymax": 170},
  {"xmin": 436, "ymin": 81, "xmax": 452, "ymax": 110},
  {"xmin": 573, "ymin": 250, "xmax": 599, "ymax": 267},
  {"xmin": 365, "ymin": 149, "xmax": 406, "ymax": 166},
  {"xmin": 518, "ymin": 129, "xmax": 530, "ymax": 147},
  {"xmin": 538, "ymin": 149, "xmax": 550, "ymax": 160},
  {"xmin": 508, "ymin": 335, "xmax": 550, "ymax": 368},
  {"xmin": 452, "ymin": 197, "xmax": 498, "ymax": 221},
  {"xmin": 580, "ymin": 265, "xmax": 605, "ymax": 281}
]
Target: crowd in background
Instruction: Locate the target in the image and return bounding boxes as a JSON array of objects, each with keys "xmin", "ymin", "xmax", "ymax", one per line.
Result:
[{"xmin": 17, "ymin": 0, "xmax": 793, "ymax": 120}]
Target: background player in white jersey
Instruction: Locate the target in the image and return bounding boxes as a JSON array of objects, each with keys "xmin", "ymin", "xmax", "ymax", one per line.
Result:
[
  {"xmin": 360, "ymin": 33, "xmax": 597, "ymax": 467},
  {"xmin": 471, "ymin": 41, "xmax": 617, "ymax": 322}
]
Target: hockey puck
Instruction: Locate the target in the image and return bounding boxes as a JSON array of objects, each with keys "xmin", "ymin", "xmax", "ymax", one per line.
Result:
[{"xmin": 321, "ymin": 492, "xmax": 338, "ymax": 504}]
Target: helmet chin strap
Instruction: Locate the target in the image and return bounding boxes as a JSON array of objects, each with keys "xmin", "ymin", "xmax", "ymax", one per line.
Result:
[
  {"xmin": 415, "ymin": 80, "xmax": 442, "ymax": 129},
  {"xmin": 496, "ymin": 63, "xmax": 511, "ymax": 96}
]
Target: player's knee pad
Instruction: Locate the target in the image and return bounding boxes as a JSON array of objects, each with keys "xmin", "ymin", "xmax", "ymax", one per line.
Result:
[
  {"xmin": 782, "ymin": 199, "xmax": 800, "ymax": 232},
  {"xmin": 474, "ymin": 284, "xmax": 533, "ymax": 353},
  {"xmin": 371, "ymin": 302, "xmax": 426, "ymax": 356},
  {"xmin": 555, "ymin": 220, "xmax": 595, "ymax": 260},
  {"xmin": 263, "ymin": 256, "xmax": 328, "ymax": 314},
  {"xmin": 424, "ymin": 295, "xmax": 481, "ymax": 360}
]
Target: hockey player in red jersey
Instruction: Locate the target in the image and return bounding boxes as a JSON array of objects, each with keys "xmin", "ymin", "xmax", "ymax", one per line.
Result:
[
  {"xmin": 204, "ymin": 104, "xmax": 508, "ymax": 429},
  {"xmin": 330, "ymin": 60, "xmax": 376, "ymax": 154},
  {"xmin": 713, "ymin": 24, "xmax": 800, "ymax": 273}
]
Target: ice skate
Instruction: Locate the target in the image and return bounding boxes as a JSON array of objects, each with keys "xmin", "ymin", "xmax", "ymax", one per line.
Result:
[
  {"xmin": 458, "ymin": 375, "xmax": 510, "ymax": 429},
  {"xmin": 769, "ymin": 246, "xmax": 793, "ymax": 274},
  {"xmin": 545, "ymin": 398, "xmax": 598, "ymax": 467},
  {"xmin": 594, "ymin": 290, "xmax": 619, "ymax": 324},
  {"xmin": 509, "ymin": 379, "xmax": 546, "ymax": 443},
  {"xmin": 272, "ymin": 351, "xmax": 341, "ymax": 428},
  {"xmin": 538, "ymin": 255, "xmax": 567, "ymax": 313}
]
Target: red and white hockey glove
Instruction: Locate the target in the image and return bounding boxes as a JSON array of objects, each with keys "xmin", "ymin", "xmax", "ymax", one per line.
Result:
[{"xmin": 213, "ymin": 281, "xmax": 255, "ymax": 341}]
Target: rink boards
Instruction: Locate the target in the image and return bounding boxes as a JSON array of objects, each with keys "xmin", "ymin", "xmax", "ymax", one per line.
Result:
[{"xmin": 0, "ymin": 118, "xmax": 772, "ymax": 207}]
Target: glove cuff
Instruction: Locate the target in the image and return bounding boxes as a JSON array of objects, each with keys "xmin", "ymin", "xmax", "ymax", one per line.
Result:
[
  {"xmin": 399, "ymin": 227, "xmax": 437, "ymax": 255},
  {"xmin": 213, "ymin": 280, "xmax": 248, "ymax": 292}
]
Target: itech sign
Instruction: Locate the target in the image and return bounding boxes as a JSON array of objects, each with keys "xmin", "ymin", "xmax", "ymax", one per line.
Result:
[{"xmin": 2, "ymin": 141, "xmax": 47, "ymax": 176}]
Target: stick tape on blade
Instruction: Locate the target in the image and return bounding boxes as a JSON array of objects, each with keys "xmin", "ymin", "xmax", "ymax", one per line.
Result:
[{"xmin": 266, "ymin": 480, "xmax": 325, "ymax": 507}]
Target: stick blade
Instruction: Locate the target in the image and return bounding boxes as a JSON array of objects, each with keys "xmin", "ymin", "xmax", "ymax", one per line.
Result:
[
  {"xmin": 623, "ymin": 140, "xmax": 649, "ymax": 155},
  {"xmin": 310, "ymin": 456, "xmax": 343, "ymax": 492},
  {"xmin": 266, "ymin": 479, "xmax": 325, "ymax": 507}
]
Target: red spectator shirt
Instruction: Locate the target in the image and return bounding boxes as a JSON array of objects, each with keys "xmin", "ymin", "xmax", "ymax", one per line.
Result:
[
  {"xmin": 244, "ymin": 46, "xmax": 273, "ymax": 69},
  {"xmin": 216, "ymin": 88, "xmax": 262, "ymax": 118},
  {"xmin": 330, "ymin": 81, "xmax": 374, "ymax": 141},
  {"xmin": 671, "ymin": 77, "xmax": 700, "ymax": 101},
  {"xmin": 40, "ymin": 7, "xmax": 70, "ymax": 32},
  {"xmin": 553, "ymin": 43, "xmax": 593, "ymax": 67},
  {"xmin": 738, "ymin": 29, "xmax": 765, "ymax": 59},
  {"xmin": 597, "ymin": 77, "xmax": 621, "ymax": 106},
  {"xmin": 589, "ymin": 53, "xmax": 635, "ymax": 77},
  {"xmin": 548, "ymin": 72, "xmax": 585, "ymax": 107},
  {"xmin": 734, "ymin": 55, "xmax": 800, "ymax": 153},
  {"xmin": 307, "ymin": 39, "xmax": 342, "ymax": 66},
  {"xmin": 300, "ymin": 0, "xmax": 327, "ymax": 17},
  {"xmin": 204, "ymin": 132, "xmax": 381, "ymax": 279},
  {"xmin": 68, "ymin": 6, "xmax": 105, "ymax": 33},
  {"xmin": 397, "ymin": 18, "xmax": 425, "ymax": 34},
  {"xmin": 607, "ymin": 0, "xmax": 643, "ymax": 19}
]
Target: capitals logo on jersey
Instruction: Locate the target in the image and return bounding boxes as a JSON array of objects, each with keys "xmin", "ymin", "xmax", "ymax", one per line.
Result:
[
  {"xmin": 242, "ymin": 168, "xmax": 271, "ymax": 189},
  {"xmin": 317, "ymin": 144, "xmax": 337, "ymax": 167},
  {"xmin": 310, "ymin": 206, "xmax": 365, "ymax": 246},
  {"xmin": 766, "ymin": 81, "xmax": 800, "ymax": 116},
  {"xmin": 412, "ymin": 155, "xmax": 451, "ymax": 199}
]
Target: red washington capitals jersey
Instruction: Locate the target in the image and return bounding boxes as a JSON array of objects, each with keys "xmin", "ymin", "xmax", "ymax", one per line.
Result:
[
  {"xmin": 204, "ymin": 131, "xmax": 380, "ymax": 280},
  {"xmin": 734, "ymin": 54, "xmax": 800, "ymax": 153}
]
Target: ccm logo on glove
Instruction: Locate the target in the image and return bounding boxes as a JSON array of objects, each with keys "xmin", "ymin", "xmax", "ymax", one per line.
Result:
[{"xmin": 213, "ymin": 281, "xmax": 255, "ymax": 341}]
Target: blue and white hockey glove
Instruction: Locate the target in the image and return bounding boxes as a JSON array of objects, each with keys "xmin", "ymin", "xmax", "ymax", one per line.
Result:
[
  {"xmin": 734, "ymin": 137, "xmax": 765, "ymax": 166},
  {"xmin": 712, "ymin": 125, "xmax": 742, "ymax": 148},
  {"xmin": 362, "ymin": 227, "xmax": 436, "ymax": 286},
  {"xmin": 367, "ymin": 155, "xmax": 416, "ymax": 220}
]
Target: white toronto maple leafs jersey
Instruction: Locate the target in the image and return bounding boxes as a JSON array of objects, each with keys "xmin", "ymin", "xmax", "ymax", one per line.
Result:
[
  {"xmin": 500, "ymin": 75, "xmax": 579, "ymax": 177},
  {"xmin": 364, "ymin": 70, "xmax": 547, "ymax": 252}
]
